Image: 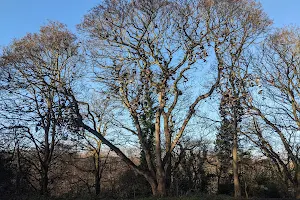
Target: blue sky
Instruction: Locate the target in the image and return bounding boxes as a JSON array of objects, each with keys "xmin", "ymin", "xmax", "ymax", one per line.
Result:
[
  {"xmin": 259, "ymin": 0, "xmax": 300, "ymax": 27},
  {"xmin": 0, "ymin": 0, "xmax": 300, "ymax": 46},
  {"xmin": 0, "ymin": 0, "xmax": 99, "ymax": 46}
]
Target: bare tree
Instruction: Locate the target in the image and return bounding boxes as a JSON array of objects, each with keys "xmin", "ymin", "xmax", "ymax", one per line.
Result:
[
  {"xmin": 244, "ymin": 27, "xmax": 300, "ymax": 199},
  {"xmin": 76, "ymin": 0, "xmax": 222, "ymax": 196},
  {"xmin": 71, "ymin": 98, "xmax": 112, "ymax": 196},
  {"xmin": 69, "ymin": 0, "xmax": 270, "ymax": 196},
  {"xmin": 0, "ymin": 22, "xmax": 80, "ymax": 196},
  {"xmin": 208, "ymin": 0, "xmax": 271, "ymax": 197},
  {"xmin": 0, "ymin": 0, "xmax": 272, "ymax": 197}
]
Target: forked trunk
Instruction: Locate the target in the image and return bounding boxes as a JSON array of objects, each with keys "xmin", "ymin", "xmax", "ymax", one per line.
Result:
[{"xmin": 147, "ymin": 174, "xmax": 167, "ymax": 197}]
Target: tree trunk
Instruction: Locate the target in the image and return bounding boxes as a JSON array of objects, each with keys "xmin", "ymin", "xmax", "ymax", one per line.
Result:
[
  {"xmin": 146, "ymin": 174, "xmax": 167, "ymax": 197},
  {"xmin": 94, "ymin": 153, "xmax": 101, "ymax": 195},
  {"xmin": 164, "ymin": 115, "xmax": 172, "ymax": 195},
  {"xmin": 244, "ymin": 181, "xmax": 248, "ymax": 199},
  {"xmin": 233, "ymin": 130, "xmax": 241, "ymax": 198},
  {"xmin": 165, "ymin": 155, "xmax": 172, "ymax": 195},
  {"xmin": 16, "ymin": 143, "xmax": 21, "ymax": 194},
  {"xmin": 95, "ymin": 172, "xmax": 101, "ymax": 195},
  {"xmin": 147, "ymin": 176, "xmax": 158, "ymax": 196},
  {"xmin": 40, "ymin": 168, "xmax": 49, "ymax": 196},
  {"xmin": 157, "ymin": 175, "xmax": 167, "ymax": 197},
  {"xmin": 154, "ymin": 109, "xmax": 167, "ymax": 197},
  {"xmin": 217, "ymin": 174, "xmax": 221, "ymax": 194}
]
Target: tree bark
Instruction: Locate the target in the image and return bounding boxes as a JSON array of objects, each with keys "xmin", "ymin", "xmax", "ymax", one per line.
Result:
[
  {"xmin": 15, "ymin": 143, "xmax": 21, "ymax": 194},
  {"xmin": 95, "ymin": 172, "xmax": 100, "ymax": 195},
  {"xmin": 149, "ymin": 179, "xmax": 158, "ymax": 196},
  {"xmin": 40, "ymin": 167, "xmax": 49, "ymax": 196},
  {"xmin": 165, "ymin": 159, "xmax": 172, "ymax": 194},
  {"xmin": 157, "ymin": 175, "xmax": 167, "ymax": 197},
  {"xmin": 94, "ymin": 151, "xmax": 101, "ymax": 195},
  {"xmin": 233, "ymin": 130, "xmax": 241, "ymax": 198},
  {"xmin": 154, "ymin": 107, "xmax": 167, "ymax": 197},
  {"xmin": 164, "ymin": 114, "xmax": 172, "ymax": 194},
  {"xmin": 146, "ymin": 173, "xmax": 167, "ymax": 197}
]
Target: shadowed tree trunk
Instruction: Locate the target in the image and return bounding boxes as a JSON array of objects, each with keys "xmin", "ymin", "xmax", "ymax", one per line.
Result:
[
  {"xmin": 95, "ymin": 171, "xmax": 101, "ymax": 195},
  {"xmin": 41, "ymin": 167, "xmax": 49, "ymax": 195},
  {"xmin": 232, "ymin": 130, "xmax": 241, "ymax": 198}
]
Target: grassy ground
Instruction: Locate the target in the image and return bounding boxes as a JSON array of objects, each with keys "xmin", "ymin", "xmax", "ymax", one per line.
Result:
[
  {"xmin": 136, "ymin": 196, "xmax": 295, "ymax": 200},
  {"xmin": 3, "ymin": 195, "xmax": 231, "ymax": 200},
  {"xmin": 5, "ymin": 194, "xmax": 294, "ymax": 200},
  {"xmin": 132, "ymin": 194, "xmax": 294, "ymax": 200},
  {"xmin": 135, "ymin": 194, "xmax": 233, "ymax": 200},
  {"xmin": 136, "ymin": 196, "xmax": 294, "ymax": 200},
  {"xmin": 47, "ymin": 195, "xmax": 232, "ymax": 200}
]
